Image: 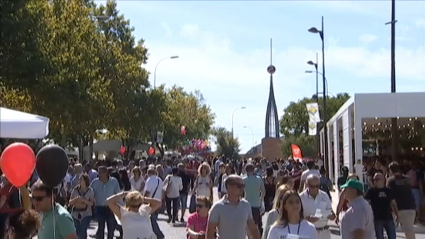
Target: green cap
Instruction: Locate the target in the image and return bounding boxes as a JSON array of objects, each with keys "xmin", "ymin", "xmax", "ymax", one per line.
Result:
[{"xmin": 340, "ymin": 179, "xmax": 363, "ymax": 192}]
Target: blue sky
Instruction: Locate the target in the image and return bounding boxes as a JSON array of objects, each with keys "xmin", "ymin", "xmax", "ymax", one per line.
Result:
[{"xmin": 98, "ymin": 1, "xmax": 425, "ymax": 153}]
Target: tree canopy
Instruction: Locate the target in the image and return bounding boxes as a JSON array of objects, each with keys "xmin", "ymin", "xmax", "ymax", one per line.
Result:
[
  {"xmin": 0, "ymin": 0, "xmax": 215, "ymax": 157},
  {"xmin": 211, "ymin": 127, "xmax": 241, "ymax": 159},
  {"xmin": 279, "ymin": 93, "xmax": 350, "ymax": 157}
]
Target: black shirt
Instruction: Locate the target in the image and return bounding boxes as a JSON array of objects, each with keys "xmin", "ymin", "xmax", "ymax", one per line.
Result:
[
  {"xmin": 365, "ymin": 187, "xmax": 394, "ymax": 221},
  {"xmin": 178, "ymin": 171, "xmax": 191, "ymax": 194},
  {"xmin": 387, "ymin": 175, "xmax": 416, "ymax": 210},
  {"xmin": 337, "ymin": 176, "xmax": 347, "ymax": 188}
]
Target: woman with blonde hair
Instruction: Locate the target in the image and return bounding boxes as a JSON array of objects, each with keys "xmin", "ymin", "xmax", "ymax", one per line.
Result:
[
  {"xmin": 193, "ymin": 163, "xmax": 213, "ymax": 201},
  {"xmin": 335, "ymin": 173, "xmax": 359, "ymax": 224},
  {"xmin": 107, "ymin": 190, "xmax": 161, "ymax": 238},
  {"xmin": 267, "ymin": 190, "xmax": 318, "ymax": 239},
  {"xmin": 262, "ymin": 185, "xmax": 290, "ymax": 239}
]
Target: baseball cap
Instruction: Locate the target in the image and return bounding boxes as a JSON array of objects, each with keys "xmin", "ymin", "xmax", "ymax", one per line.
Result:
[{"xmin": 340, "ymin": 179, "xmax": 363, "ymax": 192}]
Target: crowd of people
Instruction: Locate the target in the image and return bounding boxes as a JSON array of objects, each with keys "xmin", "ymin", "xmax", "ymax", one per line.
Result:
[{"xmin": 0, "ymin": 155, "xmax": 423, "ymax": 239}]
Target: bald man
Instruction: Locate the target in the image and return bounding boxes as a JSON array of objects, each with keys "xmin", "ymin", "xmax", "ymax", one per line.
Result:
[{"xmin": 365, "ymin": 173, "xmax": 398, "ymax": 239}]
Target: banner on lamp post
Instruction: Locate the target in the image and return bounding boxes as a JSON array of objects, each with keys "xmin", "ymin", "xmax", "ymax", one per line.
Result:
[{"xmin": 306, "ymin": 103, "xmax": 320, "ymax": 136}]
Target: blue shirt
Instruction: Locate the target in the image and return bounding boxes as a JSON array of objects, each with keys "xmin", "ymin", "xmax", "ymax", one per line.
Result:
[
  {"xmin": 243, "ymin": 175, "xmax": 263, "ymax": 207},
  {"xmin": 90, "ymin": 177, "xmax": 120, "ymax": 206}
]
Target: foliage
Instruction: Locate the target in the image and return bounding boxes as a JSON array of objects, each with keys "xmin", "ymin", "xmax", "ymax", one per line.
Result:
[
  {"xmin": 0, "ymin": 0, "xmax": 215, "ymax": 158},
  {"xmin": 279, "ymin": 93, "xmax": 350, "ymax": 138},
  {"xmin": 281, "ymin": 135, "xmax": 316, "ymax": 158},
  {"xmin": 211, "ymin": 127, "xmax": 241, "ymax": 159}
]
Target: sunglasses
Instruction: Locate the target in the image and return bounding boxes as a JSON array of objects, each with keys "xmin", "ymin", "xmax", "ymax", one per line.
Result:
[
  {"xmin": 196, "ymin": 204, "xmax": 206, "ymax": 208},
  {"xmin": 30, "ymin": 195, "xmax": 47, "ymax": 202},
  {"xmin": 308, "ymin": 184, "xmax": 320, "ymax": 189}
]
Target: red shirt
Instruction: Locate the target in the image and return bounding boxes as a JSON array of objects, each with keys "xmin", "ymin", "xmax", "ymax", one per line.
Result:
[
  {"xmin": 0, "ymin": 184, "xmax": 19, "ymax": 214},
  {"xmin": 187, "ymin": 212, "xmax": 208, "ymax": 239}
]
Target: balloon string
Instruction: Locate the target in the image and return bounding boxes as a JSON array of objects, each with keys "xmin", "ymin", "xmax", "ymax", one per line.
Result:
[{"xmin": 52, "ymin": 194, "xmax": 56, "ymax": 239}]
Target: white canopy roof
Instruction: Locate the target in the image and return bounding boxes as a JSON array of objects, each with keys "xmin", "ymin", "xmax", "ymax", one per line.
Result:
[{"xmin": 0, "ymin": 107, "xmax": 50, "ymax": 139}]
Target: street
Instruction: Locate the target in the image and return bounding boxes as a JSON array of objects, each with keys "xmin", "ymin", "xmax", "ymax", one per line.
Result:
[{"xmin": 75, "ymin": 189, "xmax": 425, "ymax": 238}]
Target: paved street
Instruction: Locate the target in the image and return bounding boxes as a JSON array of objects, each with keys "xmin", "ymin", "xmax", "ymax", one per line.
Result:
[{"xmin": 78, "ymin": 189, "xmax": 425, "ymax": 238}]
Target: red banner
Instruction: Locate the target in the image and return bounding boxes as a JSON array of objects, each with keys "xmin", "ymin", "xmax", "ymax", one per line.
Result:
[{"xmin": 291, "ymin": 144, "xmax": 303, "ymax": 160}]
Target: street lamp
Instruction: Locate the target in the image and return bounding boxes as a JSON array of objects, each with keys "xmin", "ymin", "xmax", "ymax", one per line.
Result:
[
  {"xmin": 243, "ymin": 126, "xmax": 254, "ymax": 148},
  {"xmin": 232, "ymin": 107, "xmax": 246, "ymax": 138},
  {"xmin": 305, "ymin": 71, "xmax": 329, "ymax": 98},
  {"xmin": 307, "ymin": 53, "xmax": 319, "ymax": 104},
  {"xmin": 153, "ymin": 56, "xmax": 179, "ymax": 89},
  {"xmin": 308, "ymin": 16, "xmax": 328, "ymax": 168}
]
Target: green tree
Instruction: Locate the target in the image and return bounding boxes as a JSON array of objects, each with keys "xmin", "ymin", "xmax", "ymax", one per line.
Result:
[
  {"xmin": 156, "ymin": 86, "xmax": 215, "ymax": 155},
  {"xmin": 281, "ymin": 135, "xmax": 316, "ymax": 158},
  {"xmin": 279, "ymin": 93, "xmax": 350, "ymax": 138},
  {"xmin": 211, "ymin": 127, "xmax": 241, "ymax": 159}
]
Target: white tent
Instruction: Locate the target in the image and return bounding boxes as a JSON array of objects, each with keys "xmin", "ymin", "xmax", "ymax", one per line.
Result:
[{"xmin": 0, "ymin": 107, "xmax": 50, "ymax": 139}]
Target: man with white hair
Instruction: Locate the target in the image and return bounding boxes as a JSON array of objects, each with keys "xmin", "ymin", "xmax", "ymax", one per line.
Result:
[{"xmin": 300, "ymin": 174, "xmax": 335, "ymax": 239}]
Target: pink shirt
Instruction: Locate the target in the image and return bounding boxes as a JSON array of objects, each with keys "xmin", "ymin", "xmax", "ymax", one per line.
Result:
[{"xmin": 186, "ymin": 212, "xmax": 208, "ymax": 239}]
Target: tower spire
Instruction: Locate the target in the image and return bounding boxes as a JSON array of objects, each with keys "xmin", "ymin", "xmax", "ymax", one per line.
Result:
[{"xmin": 265, "ymin": 38, "xmax": 279, "ymax": 138}]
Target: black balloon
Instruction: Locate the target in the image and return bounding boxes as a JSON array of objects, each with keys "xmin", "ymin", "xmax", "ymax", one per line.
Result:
[{"xmin": 36, "ymin": 145, "xmax": 69, "ymax": 187}]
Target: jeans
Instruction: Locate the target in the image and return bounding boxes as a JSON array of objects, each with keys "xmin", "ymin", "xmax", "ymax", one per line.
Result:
[
  {"xmin": 179, "ymin": 193, "xmax": 188, "ymax": 212},
  {"xmin": 151, "ymin": 210, "xmax": 164, "ymax": 239},
  {"xmin": 374, "ymin": 220, "xmax": 396, "ymax": 239},
  {"xmin": 0, "ymin": 213, "xmax": 10, "ymax": 237},
  {"xmin": 96, "ymin": 206, "xmax": 116, "ymax": 239},
  {"xmin": 166, "ymin": 196, "xmax": 179, "ymax": 222},
  {"xmin": 412, "ymin": 188, "xmax": 422, "ymax": 212},
  {"xmin": 74, "ymin": 216, "xmax": 91, "ymax": 239}
]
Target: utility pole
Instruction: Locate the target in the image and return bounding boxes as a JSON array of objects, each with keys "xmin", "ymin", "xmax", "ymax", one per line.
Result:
[{"xmin": 386, "ymin": 0, "xmax": 397, "ymax": 162}]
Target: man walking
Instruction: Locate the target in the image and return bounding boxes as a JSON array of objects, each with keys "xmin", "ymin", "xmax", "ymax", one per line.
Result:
[
  {"xmin": 340, "ymin": 179, "xmax": 375, "ymax": 239},
  {"xmin": 243, "ymin": 163, "xmax": 265, "ymax": 236},
  {"xmin": 144, "ymin": 167, "xmax": 165, "ymax": 239},
  {"xmin": 206, "ymin": 174, "xmax": 260, "ymax": 239}
]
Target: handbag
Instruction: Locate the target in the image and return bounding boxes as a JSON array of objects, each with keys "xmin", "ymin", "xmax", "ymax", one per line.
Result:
[
  {"xmin": 189, "ymin": 193, "xmax": 197, "ymax": 213},
  {"xmin": 163, "ymin": 176, "xmax": 173, "ymax": 195}
]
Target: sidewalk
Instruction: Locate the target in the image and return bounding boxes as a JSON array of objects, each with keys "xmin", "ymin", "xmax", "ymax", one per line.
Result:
[{"xmin": 329, "ymin": 191, "xmax": 425, "ymax": 234}]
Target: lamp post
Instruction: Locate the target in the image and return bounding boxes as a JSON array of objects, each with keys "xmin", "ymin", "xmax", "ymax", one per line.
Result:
[
  {"xmin": 307, "ymin": 53, "xmax": 319, "ymax": 103},
  {"xmin": 153, "ymin": 56, "xmax": 179, "ymax": 89},
  {"xmin": 386, "ymin": 0, "xmax": 397, "ymax": 162},
  {"xmin": 308, "ymin": 16, "xmax": 328, "ymax": 168},
  {"xmin": 243, "ymin": 126, "xmax": 254, "ymax": 148},
  {"xmin": 232, "ymin": 107, "xmax": 246, "ymax": 138}
]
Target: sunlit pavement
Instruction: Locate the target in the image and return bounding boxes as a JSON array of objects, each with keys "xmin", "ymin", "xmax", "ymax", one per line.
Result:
[{"xmin": 35, "ymin": 188, "xmax": 425, "ymax": 238}]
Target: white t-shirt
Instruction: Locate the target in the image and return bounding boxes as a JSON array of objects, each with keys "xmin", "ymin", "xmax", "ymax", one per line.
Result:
[
  {"xmin": 129, "ymin": 176, "xmax": 145, "ymax": 192},
  {"xmin": 119, "ymin": 206, "xmax": 155, "ymax": 239},
  {"xmin": 267, "ymin": 220, "xmax": 318, "ymax": 239},
  {"xmin": 196, "ymin": 175, "xmax": 211, "ymax": 197},
  {"xmin": 164, "ymin": 175, "xmax": 183, "ymax": 198},
  {"xmin": 144, "ymin": 176, "xmax": 163, "ymax": 200}
]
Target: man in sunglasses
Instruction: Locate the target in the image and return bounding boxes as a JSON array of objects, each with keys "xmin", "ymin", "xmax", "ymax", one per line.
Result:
[
  {"xmin": 300, "ymin": 174, "xmax": 335, "ymax": 239},
  {"xmin": 206, "ymin": 174, "xmax": 260, "ymax": 239},
  {"xmin": 32, "ymin": 180, "xmax": 77, "ymax": 239}
]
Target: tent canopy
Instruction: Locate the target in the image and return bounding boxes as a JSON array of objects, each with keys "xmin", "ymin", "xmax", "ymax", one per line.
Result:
[{"xmin": 0, "ymin": 107, "xmax": 50, "ymax": 139}]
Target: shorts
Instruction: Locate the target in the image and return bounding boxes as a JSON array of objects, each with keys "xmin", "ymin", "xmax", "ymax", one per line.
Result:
[{"xmin": 398, "ymin": 209, "xmax": 415, "ymax": 233}]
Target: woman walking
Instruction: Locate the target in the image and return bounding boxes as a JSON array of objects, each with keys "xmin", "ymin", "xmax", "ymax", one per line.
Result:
[{"xmin": 69, "ymin": 173, "xmax": 94, "ymax": 239}]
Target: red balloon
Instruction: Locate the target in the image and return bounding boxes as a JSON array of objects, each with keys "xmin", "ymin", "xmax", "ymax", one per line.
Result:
[
  {"xmin": 0, "ymin": 143, "xmax": 36, "ymax": 187},
  {"xmin": 148, "ymin": 147, "xmax": 155, "ymax": 155},
  {"xmin": 119, "ymin": 146, "xmax": 126, "ymax": 154}
]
